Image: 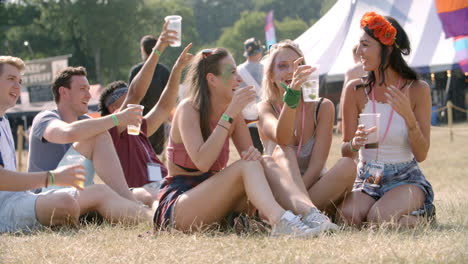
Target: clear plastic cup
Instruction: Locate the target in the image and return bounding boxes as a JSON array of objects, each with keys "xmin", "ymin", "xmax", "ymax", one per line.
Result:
[
  {"xmin": 127, "ymin": 104, "xmax": 144, "ymax": 135},
  {"xmin": 66, "ymin": 155, "xmax": 85, "ymax": 188},
  {"xmin": 240, "ymin": 86, "xmax": 259, "ymax": 120},
  {"xmin": 359, "ymin": 113, "xmax": 380, "ymax": 148},
  {"xmin": 164, "ymin": 15, "xmax": 182, "ymax": 47},
  {"xmin": 302, "ymin": 65, "xmax": 319, "ymax": 102}
]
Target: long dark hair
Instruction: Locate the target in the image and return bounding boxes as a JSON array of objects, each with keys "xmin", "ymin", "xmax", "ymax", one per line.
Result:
[
  {"xmin": 362, "ymin": 16, "xmax": 418, "ymax": 90},
  {"xmin": 184, "ymin": 48, "xmax": 229, "ymax": 141}
]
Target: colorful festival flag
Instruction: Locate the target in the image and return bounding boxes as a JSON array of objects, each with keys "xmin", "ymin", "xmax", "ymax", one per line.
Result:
[
  {"xmin": 264, "ymin": 10, "xmax": 277, "ymax": 49},
  {"xmin": 435, "ymin": 0, "xmax": 468, "ymax": 72}
]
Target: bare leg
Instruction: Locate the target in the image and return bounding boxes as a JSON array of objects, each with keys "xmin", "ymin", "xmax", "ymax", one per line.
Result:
[
  {"xmin": 337, "ymin": 191, "xmax": 376, "ymax": 227},
  {"xmin": 366, "ymin": 184, "xmax": 425, "ymax": 227},
  {"xmin": 261, "ymin": 154, "xmax": 314, "ymax": 216},
  {"xmin": 73, "ymin": 132, "xmax": 135, "ymax": 201},
  {"xmin": 35, "ymin": 192, "xmax": 80, "ymax": 227},
  {"xmin": 307, "ymin": 157, "xmax": 356, "ymax": 210},
  {"xmin": 271, "ymin": 146, "xmax": 310, "ymax": 196},
  {"xmin": 75, "ymin": 184, "xmax": 152, "ymax": 225},
  {"xmin": 132, "ymin": 187, "xmax": 159, "ymax": 210},
  {"xmin": 173, "ymin": 160, "xmax": 285, "ymax": 231}
]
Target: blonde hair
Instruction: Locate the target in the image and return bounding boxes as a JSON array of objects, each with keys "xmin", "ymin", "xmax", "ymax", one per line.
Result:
[
  {"xmin": 261, "ymin": 40, "xmax": 305, "ymax": 104},
  {"xmin": 0, "ymin": 56, "xmax": 25, "ymax": 76}
]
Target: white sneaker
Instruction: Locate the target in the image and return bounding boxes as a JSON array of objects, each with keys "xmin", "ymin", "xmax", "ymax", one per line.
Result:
[
  {"xmin": 302, "ymin": 207, "xmax": 339, "ymax": 233},
  {"xmin": 271, "ymin": 211, "xmax": 321, "ymax": 238}
]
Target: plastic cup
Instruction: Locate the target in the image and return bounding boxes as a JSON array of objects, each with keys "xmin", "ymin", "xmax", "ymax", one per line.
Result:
[
  {"xmin": 164, "ymin": 15, "xmax": 182, "ymax": 47},
  {"xmin": 302, "ymin": 65, "xmax": 319, "ymax": 102},
  {"xmin": 359, "ymin": 113, "xmax": 380, "ymax": 148},
  {"xmin": 239, "ymin": 86, "xmax": 259, "ymax": 120},
  {"xmin": 66, "ymin": 155, "xmax": 85, "ymax": 188},
  {"xmin": 127, "ymin": 104, "xmax": 144, "ymax": 135},
  {"xmin": 242, "ymin": 102, "xmax": 259, "ymax": 121}
]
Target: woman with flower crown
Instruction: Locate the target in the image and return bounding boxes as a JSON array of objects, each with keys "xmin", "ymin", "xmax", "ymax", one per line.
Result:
[{"xmin": 339, "ymin": 12, "xmax": 435, "ymax": 227}]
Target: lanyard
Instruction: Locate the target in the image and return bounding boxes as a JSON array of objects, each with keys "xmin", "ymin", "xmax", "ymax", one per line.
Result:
[
  {"xmin": 296, "ymin": 105, "xmax": 305, "ymax": 157},
  {"xmin": 371, "ymin": 78, "xmax": 401, "ymax": 160},
  {"xmin": 136, "ymin": 134, "xmax": 153, "ymax": 163}
]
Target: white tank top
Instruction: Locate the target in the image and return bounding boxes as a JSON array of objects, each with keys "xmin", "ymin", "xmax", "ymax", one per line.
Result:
[{"xmin": 359, "ymin": 91, "xmax": 414, "ymax": 163}]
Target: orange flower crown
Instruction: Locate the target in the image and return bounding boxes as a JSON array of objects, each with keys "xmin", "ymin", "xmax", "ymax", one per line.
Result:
[{"xmin": 360, "ymin": 12, "xmax": 397, "ymax": 46}]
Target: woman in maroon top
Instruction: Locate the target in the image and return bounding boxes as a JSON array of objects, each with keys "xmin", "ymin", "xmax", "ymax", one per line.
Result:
[{"xmin": 154, "ymin": 48, "xmax": 338, "ymax": 237}]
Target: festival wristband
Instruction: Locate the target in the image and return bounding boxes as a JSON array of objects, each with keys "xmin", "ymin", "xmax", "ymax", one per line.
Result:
[
  {"xmin": 48, "ymin": 171, "xmax": 55, "ymax": 186},
  {"xmin": 280, "ymin": 82, "xmax": 301, "ymax": 109},
  {"xmin": 111, "ymin": 114, "xmax": 119, "ymax": 126},
  {"xmin": 349, "ymin": 139, "xmax": 359, "ymax": 152},
  {"xmin": 221, "ymin": 113, "xmax": 233, "ymax": 124},
  {"xmin": 153, "ymin": 49, "xmax": 162, "ymax": 56}
]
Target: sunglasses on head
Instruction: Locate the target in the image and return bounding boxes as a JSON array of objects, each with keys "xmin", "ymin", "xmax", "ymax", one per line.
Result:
[{"xmin": 201, "ymin": 49, "xmax": 213, "ymax": 59}]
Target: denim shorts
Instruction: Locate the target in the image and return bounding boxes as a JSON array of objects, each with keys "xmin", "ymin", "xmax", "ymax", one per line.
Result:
[
  {"xmin": 154, "ymin": 173, "xmax": 213, "ymax": 230},
  {"xmin": 353, "ymin": 159, "xmax": 435, "ymax": 217}
]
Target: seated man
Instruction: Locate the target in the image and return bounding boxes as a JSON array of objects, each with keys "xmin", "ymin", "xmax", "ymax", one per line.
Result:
[
  {"xmin": 0, "ymin": 56, "xmax": 151, "ymax": 233},
  {"xmin": 27, "ymin": 64, "xmax": 157, "ymax": 209},
  {"xmin": 99, "ymin": 27, "xmax": 192, "ymax": 205}
]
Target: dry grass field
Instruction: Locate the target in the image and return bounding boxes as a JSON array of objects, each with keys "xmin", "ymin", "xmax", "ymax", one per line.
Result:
[{"xmin": 1, "ymin": 124, "xmax": 467, "ymax": 263}]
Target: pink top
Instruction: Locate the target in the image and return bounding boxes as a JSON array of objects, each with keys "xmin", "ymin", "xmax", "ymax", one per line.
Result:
[{"xmin": 167, "ymin": 123, "xmax": 230, "ymax": 172}]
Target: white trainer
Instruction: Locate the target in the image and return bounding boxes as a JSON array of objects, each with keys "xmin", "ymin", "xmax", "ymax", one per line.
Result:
[
  {"xmin": 271, "ymin": 210, "xmax": 321, "ymax": 238},
  {"xmin": 302, "ymin": 207, "xmax": 339, "ymax": 233}
]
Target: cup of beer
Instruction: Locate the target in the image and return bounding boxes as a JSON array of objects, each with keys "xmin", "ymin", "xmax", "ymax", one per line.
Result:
[
  {"xmin": 66, "ymin": 155, "xmax": 86, "ymax": 188},
  {"xmin": 126, "ymin": 104, "xmax": 144, "ymax": 135}
]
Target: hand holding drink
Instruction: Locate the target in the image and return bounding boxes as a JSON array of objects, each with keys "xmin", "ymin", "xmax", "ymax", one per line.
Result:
[
  {"xmin": 359, "ymin": 113, "xmax": 380, "ymax": 148},
  {"xmin": 302, "ymin": 65, "xmax": 320, "ymax": 102},
  {"xmin": 164, "ymin": 15, "xmax": 182, "ymax": 47},
  {"xmin": 126, "ymin": 104, "xmax": 144, "ymax": 135},
  {"xmin": 65, "ymin": 155, "xmax": 86, "ymax": 188},
  {"xmin": 53, "ymin": 163, "xmax": 86, "ymax": 190}
]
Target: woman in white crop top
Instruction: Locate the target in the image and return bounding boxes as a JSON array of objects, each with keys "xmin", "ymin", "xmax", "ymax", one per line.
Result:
[
  {"xmin": 258, "ymin": 40, "xmax": 356, "ymax": 218},
  {"xmin": 339, "ymin": 12, "xmax": 435, "ymax": 227}
]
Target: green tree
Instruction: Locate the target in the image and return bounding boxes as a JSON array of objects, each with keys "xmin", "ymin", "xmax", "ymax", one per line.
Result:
[
  {"xmin": 217, "ymin": 11, "xmax": 266, "ymax": 64},
  {"xmin": 276, "ymin": 17, "xmax": 309, "ymax": 41},
  {"xmin": 254, "ymin": 0, "xmax": 321, "ymax": 24},
  {"xmin": 187, "ymin": 0, "xmax": 254, "ymax": 45}
]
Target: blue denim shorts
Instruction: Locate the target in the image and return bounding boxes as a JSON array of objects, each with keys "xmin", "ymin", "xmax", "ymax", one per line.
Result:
[{"xmin": 353, "ymin": 159, "xmax": 435, "ymax": 217}]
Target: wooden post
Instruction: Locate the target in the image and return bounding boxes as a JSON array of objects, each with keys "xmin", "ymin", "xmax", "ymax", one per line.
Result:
[
  {"xmin": 16, "ymin": 125, "xmax": 24, "ymax": 171},
  {"xmin": 447, "ymin": 101, "xmax": 453, "ymax": 142}
]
